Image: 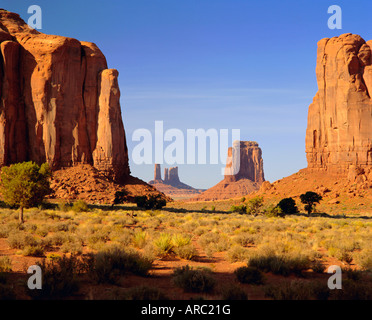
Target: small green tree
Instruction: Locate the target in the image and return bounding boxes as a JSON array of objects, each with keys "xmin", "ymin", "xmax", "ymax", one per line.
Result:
[
  {"xmin": 246, "ymin": 196, "xmax": 264, "ymax": 216},
  {"xmin": 300, "ymin": 192, "xmax": 323, "ymax": 215},
  {"xmin": 277, "ymin": 198, "xmax": 299, "ymax": 215},
  {"xmin": 0, "ymin": 162, "xmax": 52, "ymax": 223}
]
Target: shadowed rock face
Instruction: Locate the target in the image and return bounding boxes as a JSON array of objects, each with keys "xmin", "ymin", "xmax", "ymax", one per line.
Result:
[
  {"xmin": 306, "ymin": 33, "xmax": 372, "ymax": 175},
  {"xmin": 0, "ymin": 10, "xmax": 129, "ymax": 181}
]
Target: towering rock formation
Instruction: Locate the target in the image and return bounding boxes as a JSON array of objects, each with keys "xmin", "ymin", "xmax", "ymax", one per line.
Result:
[
  {"xmin": 164, "ymin": 168, "xmax": 169, "ymax": 183},
  {"xmin": 258, "ymin": 34, "xmax": 372, "ymax": 203},
  {"xmin": 306, "ymin": 33, "xmax": 372, "ymax": 178},
  {"xmin": 193, "ymin": 141, "xmax": 265, "ymax": 201},
  {"xmin": 0, "ymin": 10, "xmax": 129, "ymax": 181},
  {"xmin": 154, "ymin": 164, "xmax": 162, "ymax": 182},
  {"xmin": 224, "ymin": 141, "xmax": 265, "ymax": 184},
  {"xmin": 168, "ymin": 167, "xmax": 181, "ymax": 186}
]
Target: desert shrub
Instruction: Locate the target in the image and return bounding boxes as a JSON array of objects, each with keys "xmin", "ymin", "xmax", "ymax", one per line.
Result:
[
  {"xmin": 220, "ymin": 284, "xmax": 248, "ymax": 300},
  {"xmin": 57, "ymin": 201, "xmax": 71, "ymax": 212},
  {"xmin": 234, "ymin": 266, "xmax": 265, "ymax": 285},
  {"xmin": 84, "ymin": 247, "xmax": 153, "ymax": 284},
  {"xmin": 233, "ymin": 233, "xmax": 256, "ymax": 247},
  {"xmin": 336, "ymin": 249, "xmax": 353, "ymax": 264},
  {"xmin": 7, "ymin": 232, "xmax": 38, "ymax": 249},
  {"xmin": 342, "ymin": 267, "xmax": 363, "ymax": 282},
  {"xmin": 198, "ymin": 232, "xmax": 221, "ymax": 248},
  {"xmin": 135, "ymin": 195, "xmax": 166, "ymax": 210},
  {"xmin": 154, "ymin": 233, "xmax": 174, "ymax": 256},
  {"xmin": 172, "ymin": 234, "xmax": 192, "ymax": 247},
  {"xmin": 174, "ymin": 245, "xmax": 198, "ymax": 260},
  {"xmin": 0, "ymin": 256, "xmax": 12, "ymax": 273},
  {"xmin": 248, "ymin": 252, "xmax": 311, "ymax": 277},
  {"xmin": 329, "ymin": 279, "xmax": 372, "ymax": 300},
  {"xmin": 172, "ymin": 265, "xmax": 216, "ymax": 293},
  {"xmin": 60, "ymin": 240, "xmax": 83, "ymax": 255},
  {"xmin": 230, "ymin": 205, "xmax": 247, "ymax": 214},
  {"xmin": 264, "ymin": 280, "xmax": 330, "ymax": 300},
  {"xmin": 112, "ymin": 286, "xmax": 169, "ymax": 300},
  {"xmin": 264, "ymin": 205, "xmax": 285, "ymax": 218},
  {"xmin": 72, "ymin": 200, "xmax": 89, "ymax": 213},
  {"xmin": 277, "ymin": 198, "xmax": 299, "ymax": 215},
  {"xmin": 22, "ymin": 245, "xmax": 45, "ymax": 257},
  {"xmin": 227, "ymin": 245, "xmax": 250, "ymax": 263},
  {"xmin": 28, "ymin": 254, "xmax": 82, "ymax": 299},
  {"xmin": 354, "ymin": 250, "xmax": 372, "ymax": 271},
  {"xmin": 246, "ymin": 197, "xmax": 264, "ymax": 216},
  {"xmin": 312, "ymin": 260, "xmax": 326, "ymax": 274},
  {"xmin": 0, "ymin": 224, "xmax": 11, "ymax": 238},
  {"xmin": 132, "ymin": 230, "xmax": 148, "ymax": 249},
  {"xmin": 45, "ymin": 232, "xmax": 68, "ymax": 247},
  {"xmin": 0, "ymin": 283, "xmax": 16, "ymax": 300}
]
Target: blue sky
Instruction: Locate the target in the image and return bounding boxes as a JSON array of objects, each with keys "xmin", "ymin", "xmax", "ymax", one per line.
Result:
[{"xmin": 3, "ymin": 0, "xmax": 372, "ymax": 189}]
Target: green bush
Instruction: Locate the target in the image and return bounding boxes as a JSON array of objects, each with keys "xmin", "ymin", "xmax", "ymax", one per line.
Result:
[
  {"xmin": 264, "ymin": 205, "xmax": 285, "ymax": 218},
  {"xmin": 135, "ymin": 195, "xmax": 166, "ymax": 210},
  {"xmin": 235, "ymin": 266, "xmax": 265, "ymax": 285},
  {"xmin": 246, "ymin": 197, "xmax": 264, "ymax": 216},
  {"xmin": 172, "ymin": 265, "xmax": 216, "ymax": 293},
  {"xmin": 113, "ymin": 189, "xmax": 130, "ymax": 205},
  {"xmin": 277, "ymin": 198, "xmax": 298, "ymax": 215},
  {"xmin": 0, "ymin": 162, "xmax": 52, "ymax": 223},
  {"xmin": 230, "ymin": 205, "xmax": 247, "ymax": 214},
  {"xmin": 300, "ymin": 192, "xmax": 322, "ymax": 215}
]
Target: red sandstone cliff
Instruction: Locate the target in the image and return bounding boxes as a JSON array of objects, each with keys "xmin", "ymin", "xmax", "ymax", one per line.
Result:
[
  {"xmin": 306, "ymin": 33, "xmax": 372, "ymax": 178},
  {"xmin": 0, "ymin": 9, "xmax": 129, "ymax": 181}
]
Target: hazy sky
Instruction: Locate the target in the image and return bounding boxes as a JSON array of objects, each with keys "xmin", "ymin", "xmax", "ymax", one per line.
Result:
[{"xmin": 3, "ymin": 0, "xmax": 372, "ymax": 189}]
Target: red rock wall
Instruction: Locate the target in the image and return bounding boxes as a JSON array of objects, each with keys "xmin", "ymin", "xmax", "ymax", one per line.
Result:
[
  {"xmin": 306, "ymin": 34, "xmax": 372, "ymax": 174},
  {"xmin": 0, "ymin": 10, "xmax": 129, "ymax": 181}
]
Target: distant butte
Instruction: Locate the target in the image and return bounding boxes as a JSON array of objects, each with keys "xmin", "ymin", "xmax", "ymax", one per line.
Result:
[
  {"xmin": 192, "ymin": 141, "xmax": 265, "ymax": 201},
  {"xmin": 149, "ymin": 165, "xmax": 204, "ymax": 199}
]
